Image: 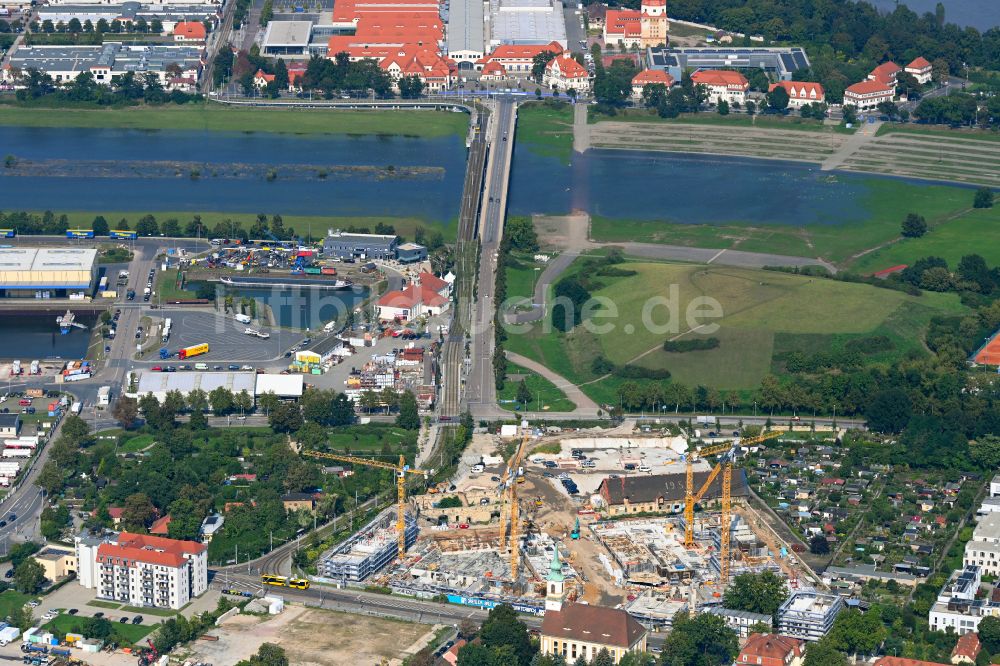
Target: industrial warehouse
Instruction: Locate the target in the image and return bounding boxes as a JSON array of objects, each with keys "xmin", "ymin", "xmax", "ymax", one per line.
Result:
[{"xmin": 0, "ymin": 248, "xmax": 98, "ymax": 298}]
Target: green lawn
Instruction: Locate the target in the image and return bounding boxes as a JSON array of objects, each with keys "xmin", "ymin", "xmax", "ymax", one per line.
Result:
[
  {"xmin": 590, "ymin": 178, "xmax": 976, "ymax": 266},
  {"xmin": 121, "ymin": 605, "xmax": 176, "ymax": 617},
  {"xmin": 505, "ymin": 259, "xmax": 965, "ymax": 397},
  {"xmin": 498, "ymin": 361, "xmax": 576, "ymax": 412},
  {"xmin": 875, "ymin": 124, "xmax": 1000, "ymax": 142},
  {"xmin": 505, "ymin": 253, "xmax": 545, "ymax": 305},
  {"xmin": 44, "ymin": 613, "xmax": 154, "ymax": 645},
  {"xmin": 86, "ymin": 600, "xmax": 122, "ymax": 610},
  {"xmin": 0, "ymin": 591, "xmax": 34, "ymax": 618},
  {"xmin": 0, "ymin": 104, "xmax": 469, "ymax": 138},
  {"xmin": 155, "ymin": 269, "xmax": 199, "ymax": 301},
  {"xmin": 590, "ymin": 110, "xmax": 855, "ymax": 134},
  {"xmin": 850, "ymin": 205, "xmax": 1000, "ymax": 274},
  {"xmin": 516, "ymin": 101, "xmax": 574, "ymax": 162},
  {"xmin": 119, "ymin": 434, "xmax": 157, "ymax": 453},
  {"xmin": 326, "ymin": 424, "xmax": 418, "ymax": 453},
  {"xmin": 29, "ymin": 213, "xmax": 453, "ymax": 245}
]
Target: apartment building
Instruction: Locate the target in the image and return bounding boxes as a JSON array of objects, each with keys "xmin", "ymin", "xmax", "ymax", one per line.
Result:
[
  {"xmin": 775, "ymin": 592, "xmax": 844, "ymax": 641},
  {"xmin": 963, "ymin": 513, "xmax": 1000, "ymax": 575},
  {"xmin": 690, "ymin": 69, "xmax": 749, "ymax": 106},
  {"xmin": 928, "ymin": 565, "xmax": 1000, "ymax": 635}
]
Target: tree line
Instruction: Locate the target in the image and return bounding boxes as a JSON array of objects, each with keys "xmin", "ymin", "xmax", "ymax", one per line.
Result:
[{"xmin": 11, "ymin": 67, "xmax": 200, "ymax": 106}]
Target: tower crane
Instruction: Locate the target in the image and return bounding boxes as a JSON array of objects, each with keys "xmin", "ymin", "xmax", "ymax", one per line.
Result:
[
  {"xmin": 683, "ymin": 430, "xmax": 781, "ymax": 583},
  {"xmin": 497, "ymin": 435, "xmax": 531, "ymax": 580},
  {"xmin": 302, "ymin": 451, "xmax": 430, "ymax": 559}
]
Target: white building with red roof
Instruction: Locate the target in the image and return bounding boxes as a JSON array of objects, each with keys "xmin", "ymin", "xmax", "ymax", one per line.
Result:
[
  {"xmin": 631, "ymin": 68, "xmax": 674, "ymax": 98},
  {"xmin": 480, "ymin": 60, "xmax": 508, "ymax": 82},
  {"xmin": 253, "ymin": 69, "xmax": 275, "ymax": 88},
  {"xmin": 543, "ymin": 53, "xmax": 590, "ymax": 93},
  {"xmin": 77, "ymin": 531, "xmax": 208, "ymax": 610},
  {"xmin": 905, "ymin": 56, "xmax": 933, "ymax": 84},
  {"xmin": 476, "ymin": 41, "xmax": 563, "ymax": 75},
  {"xmin": 691, "ymin": 69, "xmax": 748, "ymax": 105},
  {"xmin": 844, "ymin": 79, "xmax": 895, "ymax": 111},
  {"xmin": 868, "ymin": 61, "xmax": 901, "ymax": 87},
  {"xmin": 377, "ymin": 272, "xmax": 451, "ymax": 322},
  {"xmin": 604, "ymin": 9, "xmax": 642, "ymax": 49},
  {"xmin": 172, "ymin": 21, "xmax": 206, "ymax": 43},
  {"xmin": 768, "ymin": 81, "xmax": 825, "ymax": 109}
]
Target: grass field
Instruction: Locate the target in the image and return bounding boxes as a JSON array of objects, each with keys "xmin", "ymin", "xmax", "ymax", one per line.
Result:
[
  {"xmin": 0, "ymin": 104, "xmax": 469, "ymax": 138},
  {"xmin": 590, "ymin": 178, "xmax": 977, "ymax": 265},
  {"xmin": 121, "ymin": 605, "xmax": 176, "ymax": 617},
  {"xmin": 497, "ymin": 361, "xmax": 576, "ymax": 412},
  {"xmin": 27, "ymin": 213, "xmax": 453, "ymax": 244},
  {"xmin": 119, "ymin": 433, "xmax": 157, "ymax": 453},
  {"xmin": 505, "ymin": 260, "xmax": 965, "ymax": 399},
  {"xmin": 44, "ymin": 613, "xmax": 154, "ymax": 644},
  {"xmin": 505, "ymin": 253, "xmax": 545, "ymax": 305},
  {"xmin": 516, "ymin": 102, "xmax": 574, "ymax": 162},
  {"xmin": 851, "ymin": 205, "xmax": 1000, "ymax": 274},
  {"xmin": 156, "ymin": 269, "xmax": 199, "ymax": 301},
  {"xmin": 875, "ymin": 124, "xmax": 1000, "ymax": 142},
  {"xmin": 590, "ymin": 110, "xmax": 855, "ymax": 134},
  {"xmin": 0, "ymin": 591, "xmax": 34, "ymax": 618},
  {"xmin": 326, "ymin": 424, "xmax": 418, "ymax": 453},
  {"xmin": 87, "ymin": 600, "xmax": 123, "ymax": 610}
]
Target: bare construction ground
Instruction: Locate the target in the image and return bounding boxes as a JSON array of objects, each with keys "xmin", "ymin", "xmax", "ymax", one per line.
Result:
[
  {"xmin": 186, "ymin": 605, "xmax": 436, "ymax": 666},
  {"xmin": 589, "ymin": 121, "xmax": 849, "ymax": 163},
  {"xmin": 839, "ymin": 132, "xmax": 1000, "ymax": 187}
]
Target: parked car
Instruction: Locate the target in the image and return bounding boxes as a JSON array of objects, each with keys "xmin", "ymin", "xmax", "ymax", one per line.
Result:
[
  {"xmin": 132, "ymin": 616, "xmax": 142, "ymax": 624},
  {"xmin": 68, "ymin": 609, "xmax": 78, "ymax": 615}
]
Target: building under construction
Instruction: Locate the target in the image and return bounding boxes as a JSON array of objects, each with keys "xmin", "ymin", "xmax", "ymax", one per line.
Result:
[{"xmin": 320, "ymin": 508, "xmax": 418, "ymax": 582}]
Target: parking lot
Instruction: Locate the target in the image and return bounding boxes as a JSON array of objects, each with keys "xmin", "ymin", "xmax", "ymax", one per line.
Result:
[{"xmin": 138, "ymin": 310, "xmax": 297, "ymax": 363}]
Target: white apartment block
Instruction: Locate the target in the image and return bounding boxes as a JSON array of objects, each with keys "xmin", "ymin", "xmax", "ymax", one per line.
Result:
[
  {"xmin": 929, "ymin": 566, "xmax": 1000, "ymax": 635},
  {"xmin": 76, "ymin": 532, "xmax": 207, "ymax": 610},
  {"xmin": 964, "ymin": 513, "xmax": 1000, "ymax": 575},
  {"xmin": 775, "ymin": 592, "xmax": 844, "ymax": 641}
]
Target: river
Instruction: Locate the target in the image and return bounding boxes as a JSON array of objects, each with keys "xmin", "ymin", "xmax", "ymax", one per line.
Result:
[
  {"xmin": 223, "ymin": 285, "xmax": 369, "ymax": 330},
  {"xmin": 0, "ymin": 314, "xmax": 96, "ymax": 360},
  {"xmin": 0, "ymin": 127, "xmax": 467, "ymax": 222},
  {"xmin": 868, "ymin": 0, "xmax": 1000, "ymax": 31}
]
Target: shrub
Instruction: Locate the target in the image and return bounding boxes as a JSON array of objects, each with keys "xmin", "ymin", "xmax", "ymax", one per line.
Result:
[{"xmin": 663, "ymin": 337, "xmax": 720, "ymax": 353}]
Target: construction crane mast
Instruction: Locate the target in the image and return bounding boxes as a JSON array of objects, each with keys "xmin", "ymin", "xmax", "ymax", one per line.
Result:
[
  {"xmin": 683, "ymin": 430, "xmax": 781, "ymax": 582},
  {"xmin": 497, "ymin": 436, "xmax": 531, "ymax": 580},
  {"xmin": 302, "ymin": 451, "xmax": 429, "ymax": 559}
]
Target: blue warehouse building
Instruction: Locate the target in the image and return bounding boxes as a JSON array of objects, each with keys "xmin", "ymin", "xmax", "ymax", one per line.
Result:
[{"xmin": 0, "ymin": 248, "xmax": 98, "ymax": 298}]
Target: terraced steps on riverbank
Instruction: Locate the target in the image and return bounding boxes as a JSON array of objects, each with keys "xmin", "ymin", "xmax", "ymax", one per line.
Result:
[{"xmin": 838, "ymin": 132, "xmax": 1000, "ymax": 187}]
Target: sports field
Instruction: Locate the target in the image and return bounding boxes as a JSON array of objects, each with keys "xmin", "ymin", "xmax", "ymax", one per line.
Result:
[{"xmin": 504, "ymin": 260, "xmax": 965, "ymax": 401}]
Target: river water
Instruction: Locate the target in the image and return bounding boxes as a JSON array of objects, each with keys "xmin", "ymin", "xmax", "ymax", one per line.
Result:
[
  {"xmin": 224, "ymin": 285, "xmax": 369, "ymax": 330},
  {"xmin": 0, "ymin": 315, "xmax": 96, "ymax": 360},
  {"xmin": 868, "ymin": 0, "xmax": 1000, "ymax": 31}
]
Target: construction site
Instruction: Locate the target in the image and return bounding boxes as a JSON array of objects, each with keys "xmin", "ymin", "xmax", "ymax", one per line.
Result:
[{"xmin": 310, "ymin": 428, "xmax": 808, "ymax": 625}]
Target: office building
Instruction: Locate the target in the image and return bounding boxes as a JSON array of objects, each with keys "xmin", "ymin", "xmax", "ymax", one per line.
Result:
[
  {"xmin": 775, "ymin": 591, "xmax": 844, "ymax": 641},
  {"xmin": 324, "ymin": 230, "xmax": 399, "ymax": 260}
]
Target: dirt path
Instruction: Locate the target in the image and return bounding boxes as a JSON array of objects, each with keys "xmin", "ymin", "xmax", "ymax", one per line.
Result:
[
  {"xmin": 506, "ymin": 351, "xmax": 599, "ymax": 411},
  {"xmin": 573, "ymin": 103, "xmax": 590, "ymax": 153}
]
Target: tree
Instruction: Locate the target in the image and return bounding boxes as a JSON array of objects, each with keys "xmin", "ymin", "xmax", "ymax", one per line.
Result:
[
  {"xmin": 979, "ymin": 616, "xmax": 1000, "ymax": 654},
  {"xmin": 827, "ymin": 608, "xmax": 886, "ymax": 656},
  {"xmin": 842, "ymin": 105, "xmax": 857, "ymax": 125},
  {"xmin": 112, "ymin": 396, "xmax": 139, "ymax": 429},
  {"xmin": 269, "ymin": 402, "xmax": 303, "ymax": 433},
  {"xmin": 8, "ymin": 604, "xmax": 34, "ymax": 631},
  {"xmin": 659, "ymin": 612, "xmax": 738, "ymax": 666},
  {"xmin": 273, "ymin": 59, "xmax": 289, "ymax": 90},
  {"xmin": 237, "ymin": 643, "xmax": 289, "ymax": 666},
  {"xmin": 396, "ymin": 390, "xmax": 420, "ymax": 430},
  {"xmin": 135, "ymin": 214, "xmax": 159, "ymax": 236},
  {"xmin": 745, "ymin": 100, "xmax": 756, "ymax": 116},
  {"xmin": 723, "ymin": 571, "xmax": 788, "ymax": 617},
  {"xmin": 92, "ymin": 215, "xmax": 109, "ymax": 236},
  {"xmin": 516, "ymin": 379, "xmax": 532, "ymax": 406},
  {"xmin": 866, "ymin": 387, "xmax": 912, "ymax": 434},
  {"xmin": 398, "ymin": 75, "xmax": 424, "ymax": 99},
  {"xmin": 61, "ymin": 415, "xmax": 90, "ymax": 442},
  {"xmin": 506, "ymin": 216, "xmax": 538, "ymax": 252},
  {"xmin": 531, "ymin": 51, "xmax": 557, "ymax": 83},
  {"xmin": 809, "ymin": 533, "xmax": 830, "ymax": 555},
  {"xmin": 901, "ymin": 212, "xmax": 927, "ymax": 238},
  {"xmin": 717, "ymin": 99, "xmax": 729, "ymax": 115},
  {"xmin": 166, "ymin": 498, "xmax": 203, "ymax": 541},
  {"xmin": 121, "ymin": 492, "xmax": 156, "ymax": 531},
  {"xmin": 478, "ymin": 604, "xmax": 535, "ymax": 666},
  {"xmin": 592, "ymin": 649, "xmax": 614, "ymax": 666},
  {"xmin": 67, "ymin": 17, "xmax": 82, "ymax": 33},
  {"xmin": 13, "ymin": 558, "xmax": 46, "ymax": 594},
  {"xmin": 974, "ymin": 187, "xmax": 994, "ymax": 209},
  {"xmin": 767, "ymin": 85, "xmax": 790, "ymax": 112},
  {"xmin": 209, "ymin": 387, "xmax": 235, "ymax": 415},
  {"xmin": 803, "ymin": 638, "xmax": 848, "ymax": 666}
]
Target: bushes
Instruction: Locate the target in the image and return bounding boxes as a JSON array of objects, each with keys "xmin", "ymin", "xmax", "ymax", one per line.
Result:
[
  {"xmin": 591, "ymin": 355, "xmax": 670, "ymax": 379},
  {"xmin": 663, "ymin": 337, "xmax": 720, "ymax": 353}
]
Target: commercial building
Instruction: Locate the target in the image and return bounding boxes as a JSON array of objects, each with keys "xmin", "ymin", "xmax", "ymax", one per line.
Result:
[
  {"xmin": 445, "ymin": 0, "xmax": 485, "ymax": 67},
  {"xmin": 775, "ymin": 591, "xmax": 844, "ymax": 641},
  {"xmin": 843, "ymin": 80, "xmax": 895, "ymax": 111},
  {"xmin": 255, "ymin": 373, "xmax": 304, "ymax": 399},
  {"xmin": 647, "ymin": 46, "xmax": 810, "ymax": 83},
  {"xmin": 134, "ymin": 371, "xmax": 256, "ymax": 404},
  {"xmin": 691, "ymin": 69, "xmax": 749, "ymax": 105},
  {"xmin": 321, "ymin": 508, "xmax": 418, "ymax": 581},
  {"xmin": 596, "ymin": 469, "xmax": 749, "ymax": 516},
  {"xmin": 737, "ymin": 633, "xmax": 805, "ymax": 666},
  {"xmin": 539, "ymin": 550, "xmax": 647, "ymax": 664},
  {"xmin": 3, "ymin": 43, "xmax": 203, "ymax": 86},
  {"xmin": 0, "ymin": 414, "xmax": 19, "ymax": 439},
  {"xmin": 768, "ymin": 81, "xmax": 825, "ymax": 109},
  {"xmin": 705, "ymin": 607, "xmax": 773, "ymax": 638},
  {"xmin": 48, "ymin": 0, "xmax": 217, "ymax": 6},
  {"xmin": 602, "ymin": 0, "xmax": 666, "ymax": 50},
  {"xmin": 963, "ymin": 513, "xmax": 1000, "ymax": 576},
  {"xmin": 324, "ymin": 230, "xmax": 398, "ymax": 261},
  {"xmin": 77, "ymin": 532, "xmax": 208, "ymax": 610},
  {"xmin": 32, "ymin": 545, "xmax": 77, "ymax": 582},
  {"xmin": 261, "ymin": 20, "xmax": 312, "ymax": 55},
  {"xmin": 35, "ymin": 5, "xmax": 219, "ymax": 35},
  {"xmin": 487, "ymin": 0, "xmax": 567, "ymax": 50},
  {"xmin": 476, "ymin": 41, "xmax": 562, "ymax": 74},
  {"xmin": 0, "ymin": 248, "xmax": 97, "ymax": 297},
  {"xmin": 396, "ymin": 242, "xmax": 428, "ymax": 264}
]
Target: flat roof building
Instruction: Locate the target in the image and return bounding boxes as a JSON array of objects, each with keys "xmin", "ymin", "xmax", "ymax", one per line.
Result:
[
  {"xmin": 446, "ymin": 0, "xmax": 485, "ymax": 66},
  {"xmin": 775, "ymin": 591, "xmax": 844, "ymax": 641},
  {"xmin": 255, "ymin": 373, "xmax": 304, "ymax": 399},
  {"xmin": 0, "ymin": 248, "xmax": 97, "ymax": 296},
  {"xmin": 647, "ymin": 46, "xmax": 810, "ymax": 82},
  {"xmin": 488, "ymin": 0, "xmax": 567, "ymax": 49},
  {"xmin": 3, "ymin": 43, "xmax": 203, "ymax": 86},
  {"xmin": 321, "ymin": 507, "xmax": 417, "ymax": 581},
  {"xmin": 324, "ymin": 230, "xmax": 399, "ymax": 260},
  {"xmin": 36, "ymin": 4, "xmax": 219, "ymax": 34},
  {"xmin": 134, "ymin": 371, "xmax": 256, "ymax": 403},
  {"xmin": 262, "ymin": 20, "xmax": 313, "ymax": 55}
]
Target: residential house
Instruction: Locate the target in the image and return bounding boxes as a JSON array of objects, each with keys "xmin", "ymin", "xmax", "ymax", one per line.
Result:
[
  {"xmin": 543, "ymin": 54, "xmax": 590, "ymax": 93},
  {"xmin": 281, "ymin": 492, "xmax": 316, "ymax": 513},
  {"xmin": 376, "ymin": 272, "xmax": 451, "ymax": 322},
  {"xmin": 951, "ymin": 633, "xmax": 981, "ymax": 665},
  {"xmin": 905, "ymin": 57, "xmax": 933, "ymax": 84},
  {"xmin": 869, "ymin": 61, "xmax": 901, "ymax": 87},
  {"xmin": 768, "ymin": 81, "xmax": 825, "ymax": 109},
  {"xmin": 253, "ymin": 69, "xmax": 275, "ymax": 88},
  {"xmin": 149, "ymin": 515, "xmax": 172, "ymax": 535},
  {"xmin": 736, "ymin": 633, "xmax": 805, "ymax": 666},
  {"xmin": 443, "ymin": 639, "xmax": 467, "ymax": 665},
  {"xmin": 691, "ymin": 69, "xmax": 749, "ymax": 105},
  {"xmin": 843, "ymin": 80, "xmax": 895, "ymax": 111},
  {"xmin": 631, "ymin": 69, "xmax": 673, "ymax": 99},
  {"xmin": 172, "ymin": 20, "xmax": 206, "ymax": 43}
]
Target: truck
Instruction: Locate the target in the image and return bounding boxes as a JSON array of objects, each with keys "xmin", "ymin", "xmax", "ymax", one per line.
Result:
[
  {"xmin": 70, "ymin": 402, "xmax": 82, "ymax": 415},
  {"xmin": 234, "ymin": 314, "xmax": 251, "ymax": 324},
  {"xmin": 49, "ymin": 647, "xmax": 70, "ymax": 657},
  {"xmin": 0, "ymin": 625, "xmax": 20, "ymax": 646},
  {"xmin": 10, "ymin": 360, "xmax": 20, "ymax": 376},
  {"xmin": 29, "ymin": 360, "xmax": 39, "ymax": 375},
  {"xmin": 178, "ymin": 343, "xmax": 209, "ymax": 360},
  {"xmin": 161, "ymin": 318, "xmax": 171, "ymax": 343},
  {"xmin": 63, "ymin": 372, "xmax": 91, "ymax": 382},
  {"xmin": 97, "ymin": 386, "xmax": 111, "ymax": 406}
]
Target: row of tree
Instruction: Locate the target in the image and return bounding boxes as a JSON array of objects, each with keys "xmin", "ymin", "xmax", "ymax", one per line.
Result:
[{"xmin": 13, "ymin": 68, "xmax": 199, "ymax": 106}]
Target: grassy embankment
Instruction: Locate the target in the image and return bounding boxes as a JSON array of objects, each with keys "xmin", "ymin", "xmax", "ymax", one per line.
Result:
[
  {"xmin": 515, "ymin": 102, "xmax": 574, "ymax": 163},
  {"xmin": 504, "ymin": 259, "xmax": 965, "ymax": 403},
  {"xmin": 589, "ymin": 176, "xmax": 978, "ymax": 267},
  {"xmin": 497, "ymin": 361, "xmax": 576, "ymax": 413},
  {"xmin": 589, "ymin": 109, "xmax": 856, "ymax": 134},
  {"xmin": 0, "ymin": 104, "xmax": 469, "ymax": 138},
  {"xmin": 43, "ymin": 614, "xmax": 154, "ymax": 644},
  {"xmin": 874, "ymin": 123, "xmax": 1000, "ymax": 142}
]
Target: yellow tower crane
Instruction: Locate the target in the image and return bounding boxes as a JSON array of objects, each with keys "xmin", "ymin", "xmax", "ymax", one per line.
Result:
[
  {"xmin": 302, "ymin": 451, "xmax": 429, "ymax": 560},
  {"xmin": 683, "ymin": 430, "xmax": 781, "ymax": 582},
  {"xmin": 497, "ymin": 435, "xmax": 531, "ymax": 580}
]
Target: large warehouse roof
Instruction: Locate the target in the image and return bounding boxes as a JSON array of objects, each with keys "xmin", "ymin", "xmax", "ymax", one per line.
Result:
[
  {"xmin": 255, "ymin": 374, "xmax": 304, "ymax": 398},
  {"xmin": 0, "ymin": 248, "xmax": 97, "ymax": 289},
  {"xmin": 135, "ymin": 371, "xmax": 256, "ymax": 401}
]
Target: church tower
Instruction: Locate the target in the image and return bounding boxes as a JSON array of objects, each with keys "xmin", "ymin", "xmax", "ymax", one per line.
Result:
[
  {"xmin": 545, "ymin": 547, "xmax": 566, "ymax": 613},
  {"xmin": 640, "ymin": 0, "xmax": 668, "ymax": 48}
]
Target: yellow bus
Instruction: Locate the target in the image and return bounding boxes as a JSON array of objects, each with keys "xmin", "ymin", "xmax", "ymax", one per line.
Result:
[{"xmin": 261, "ymin": 574, "xmax": 310, "ymax": 590}]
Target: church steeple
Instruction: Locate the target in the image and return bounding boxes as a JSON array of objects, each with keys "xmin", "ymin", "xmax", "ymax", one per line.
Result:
[{"xmin": 545, "ymin": 546, "xmax": 565, "ymax": 612}]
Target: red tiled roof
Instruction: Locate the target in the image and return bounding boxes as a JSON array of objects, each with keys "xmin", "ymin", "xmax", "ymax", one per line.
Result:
[
  {"xmin": 540, "ymin": 603, "xmax": 646, "ymax": 648},
  {"xmin": 845, "ymin": 80, "xmax": 894, "ymax": 96},
  {"xmin": 419, "ymin": 272, "xmax": 448, "ymax": 293},
  {"xmin": 633, "ymin": 69, "xmax": 673, "ymax": 86},
  {"xmin": 907, "ymin": 56, "xmax": 932, "ymax": 70},
  {"xmin": 98, "ymin": 542, "xmax": 186, "ymax": 568},
  {"xmin": 174, "ymin": 21, "xmax": 206, "ymax": 39},
  {"xmin": 481, "ymin": 41, "xmax": 563, "ymax": 62},
  {"xmin": 149, "ymin": 515, "xmax": 172, "ymax": 535},
  {"xmin": 117, "ymin": 531, "xmax": 207, "ymax": 556},
  {"xmin": 739, "ymin": 634, "xmax": 804, "ymax": 662},
  {"xmin": 875, "ymin": 658, "xmax": 949, "ymax": 666},
  {"xmin": 254, "ymin": 69, "xmax": 276, "ymax": 83},
  {"xmin": 108, "ymin": 507, "xmax": 123, "ymax": 519},
  {"xmin": 605, "ymin": 9, "xmax": 640, "ymax": 36},
  {"xmin": 769, "ymin": 80, "xmax": 824, "ymax": 100},
  {"xmin": 691, "ymin": 69, "xmax": 748, "ymax": 89},
  {"xmin": 481, "ymin": 60, "xmax": 506, "ymax": 76},
  {"xmin": 547, "ymin": 54, "xmax": 589, "ymax": 79},
  {"xmin": 378, "ymin": 284, "xmax": 446, "ymax": 309},
  {"xmin": 952, "ymin": 633, "xmax": 981, "ymax": 661},
  {"xmin": 869, "ymin": 61, "xmax": 901, "ymax": 85}
]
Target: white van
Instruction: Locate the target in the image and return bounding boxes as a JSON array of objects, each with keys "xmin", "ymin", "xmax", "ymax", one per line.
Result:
[
  {"xmin": 194, "ymin": 362, "xmax": 208, "ymax": 371},
  {"xmin": 471, "ymin": 463, "xmax": 485, "ymax": 474}
]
